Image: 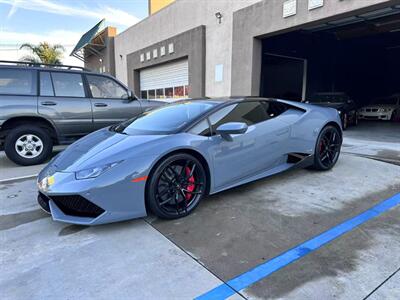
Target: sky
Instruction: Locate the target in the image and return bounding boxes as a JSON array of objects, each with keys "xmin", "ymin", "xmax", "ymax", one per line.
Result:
[{"xmin": 0, "ymin": 0, "xmax": 149, "ymax": 65}]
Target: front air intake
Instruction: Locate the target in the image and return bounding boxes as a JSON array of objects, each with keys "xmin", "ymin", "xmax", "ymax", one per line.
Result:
[{"xmin": 49, "ymin": 195, "xmax": 105, "ymax": 218}]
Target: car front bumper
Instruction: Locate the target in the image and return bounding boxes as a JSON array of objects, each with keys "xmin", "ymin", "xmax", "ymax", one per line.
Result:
[
  {"xmin": 358, "ymin": 112, "xmax": 392, "ymax": 120},
  {"xmin": 37, "ymin": 158, "xmax": 154, "ymax": 225}
]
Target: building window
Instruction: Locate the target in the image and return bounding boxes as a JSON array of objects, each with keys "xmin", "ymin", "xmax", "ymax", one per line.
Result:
[
  {"xmin": 168, "ymin": 43, "xmax": 174, "ymax": 54},
  {"xmin": 156, "ymin": 88, "xmax": 164, "ymax": 99},
  {"xmin": 153, "ymin": 49, "xmax": 158, "ymax": 59},
  {"xmin": 165, "ymin": 87, "xmax": 173, "ymax": 98},
  {"xmin": 174, "ymin": 86, "xmax": 184, "ymax": 97},
  {"xmin": 146, "ymin": 52, "xmax": 151, "ymax": 60},
  {"xmin": 160, "ymin": 46, "xmax": 166, "ymax": 56},
  {"xmin": 148, "ymin": 89, "xmax": 155, "ymax": 98},
  {"xmin": 140, "ymin": 85, "xmax": 189, "ymax": 100},
  {"xmin": 140, "ymin": 53, "xmax": 145, "ymax": 62}
]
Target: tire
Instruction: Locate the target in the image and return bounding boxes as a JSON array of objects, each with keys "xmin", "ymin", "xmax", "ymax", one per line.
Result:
[
  {"xmin": 147, "ymin": 153, "xmax": 207, "ymax": 219},
  {"xmin": 391, "ymin": 110, "xmax": 399, "ymax": 122},
  {"xmin": 4, "ymin": 125, "xmax": 53, "ymax": 166},
  {"xmin": 313, "ymin": 125, "xmax": 342, "ymax": 171}
]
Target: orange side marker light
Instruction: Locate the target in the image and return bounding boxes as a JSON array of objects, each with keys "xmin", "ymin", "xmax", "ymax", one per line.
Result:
[{"xmin": 132, "ymin": 176, "xmax": 148, "ymax": 183}]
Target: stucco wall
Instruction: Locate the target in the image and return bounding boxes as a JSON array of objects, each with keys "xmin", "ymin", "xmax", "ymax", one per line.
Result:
[
  {"xmin": 231, "ymin": 0, "xmax": 400, "ymax": 96},
  {"xmin": 114, "ymin": 0, "xmax": 260, "ymax": 97}
]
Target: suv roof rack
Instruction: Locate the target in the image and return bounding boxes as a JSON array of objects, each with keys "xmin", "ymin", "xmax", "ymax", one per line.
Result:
[{"xmin": 0, "ymin": 60, "xmax": 91, "ymax": 71}]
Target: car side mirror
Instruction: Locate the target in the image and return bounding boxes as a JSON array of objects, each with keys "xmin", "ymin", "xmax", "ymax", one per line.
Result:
[
  {"xmin": 216, "ymin": 122, "xmax": 248, "ymax": 141},
  {"xmin": 127, "ymin": 90, "xmax": 138, "ymax": 101}
]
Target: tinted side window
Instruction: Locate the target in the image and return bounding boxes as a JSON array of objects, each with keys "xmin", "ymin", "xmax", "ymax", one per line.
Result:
[
  {"xmin": 261, "ymin": 101, "xmax": 288, "ymax": 118},
  {"xmin": 40, "ymin": 72, "xmax": 54, "ymax": 96},
  {"xmin": 188, "ymin": 119, "xmax": 211, "ymax": 136},
  {"xmin": 208, "ymin": 102, "xmax": 269, "ymax": 134},
  {"xmin": 51, "ymin": 72, "xmax": 85, "ymax": 97},
  {"xmin": 0, "ymin": 69, "xmax": 35, "ymax": 95},
  {"xmin": 86, "ymin": 75, "xmax": 128, "ymax": 99}
]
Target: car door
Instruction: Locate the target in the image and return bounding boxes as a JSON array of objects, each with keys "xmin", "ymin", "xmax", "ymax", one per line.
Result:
[
  {"xmin": 85, "ymin": 74, "xmax": 143, "ymax": 130},
  {"xmin": 38, "ymin": 71, "xmax": 93, "ymax": 136},
  {"xmin": 206, "ymin": 101, "xmax": 290, "ymax": 189}
]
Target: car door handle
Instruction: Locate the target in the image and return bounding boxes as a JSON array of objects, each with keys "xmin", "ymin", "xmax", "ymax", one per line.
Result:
[
  {"xmin": 94, "ymin": 103, "xmax": 108, "ymax": 107},
  {"xmin": 40, "ymin": 101, "xmax": 57, "ymax": 106}
]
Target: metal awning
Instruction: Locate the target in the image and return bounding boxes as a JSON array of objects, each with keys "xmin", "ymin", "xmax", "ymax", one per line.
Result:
[{"xmin": 70, "ymin": 19, "xmax": 105, "ymax": 61}]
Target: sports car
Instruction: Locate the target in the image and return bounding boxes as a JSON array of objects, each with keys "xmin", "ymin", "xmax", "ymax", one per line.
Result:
[{"xmin": 37, "ymin": 97, "xmax": 342, "ymax": 225}]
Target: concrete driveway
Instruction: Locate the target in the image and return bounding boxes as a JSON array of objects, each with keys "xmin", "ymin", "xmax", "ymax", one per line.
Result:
[{"xmin": 1, "ymin": 123, "xmax": 399, "ymax": 300}]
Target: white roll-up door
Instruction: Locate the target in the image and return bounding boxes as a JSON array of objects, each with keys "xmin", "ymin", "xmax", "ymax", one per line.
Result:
[{"xmin": 140, "ymin": 59, "xmax": 189, "ymax": 101}]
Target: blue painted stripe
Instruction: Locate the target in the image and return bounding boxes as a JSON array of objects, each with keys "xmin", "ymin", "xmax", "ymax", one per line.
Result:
[{"xmin": 196, "ymin": 193, "xmax": 400, "ymax": 300}]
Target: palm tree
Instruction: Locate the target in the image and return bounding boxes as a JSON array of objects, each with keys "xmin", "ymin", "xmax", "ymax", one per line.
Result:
[{"xmin": 19, "ymin": 42, "xmax": 65, "ymax": 65}]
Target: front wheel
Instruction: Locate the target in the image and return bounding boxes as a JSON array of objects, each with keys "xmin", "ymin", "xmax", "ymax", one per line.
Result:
[
  {"xmin": 313, "ymin": 125, "xmax": 342, "ymax": 171},
  {"xmin": 147, "ymin": 153, "xmax": 207, "ymax": 219},
  {"xmin": 4, "ymin": 125, "xmax": 53, "ymax": 166}
]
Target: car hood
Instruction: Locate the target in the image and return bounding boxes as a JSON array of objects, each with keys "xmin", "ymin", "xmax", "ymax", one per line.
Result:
[
  {"xmin": 362, "ymin": 104, "xmax": 396, "ymax": 109},
  {"xmin": 51, "ymin": 127, "xmax": 166, "ymax": 172}
]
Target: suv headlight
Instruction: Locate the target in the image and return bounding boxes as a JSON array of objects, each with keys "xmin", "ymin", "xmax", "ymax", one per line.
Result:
[{"xmin": 75, "ymin": 161, "xmax": 123, "ymax": 180}]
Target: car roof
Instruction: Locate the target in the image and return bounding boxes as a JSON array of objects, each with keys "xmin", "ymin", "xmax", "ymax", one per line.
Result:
[
  {"xmin": 176, "ymin": 96, "xmax": 280, "ymax": 105},
  {"xmin": 0, "ymin": 64, "xmax": 92, "ymax": 74}
]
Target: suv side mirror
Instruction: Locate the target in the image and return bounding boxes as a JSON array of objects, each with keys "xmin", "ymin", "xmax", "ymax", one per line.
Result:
[
  {"xmin": 127, "ymin": 90, "xmax": 137, "ymax": 101},
  {"xmin": 216, "ymin": 122, "xmax": 248, "ymax": 141}
]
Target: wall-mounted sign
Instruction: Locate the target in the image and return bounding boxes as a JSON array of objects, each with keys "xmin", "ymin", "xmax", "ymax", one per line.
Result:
[
  {"xmin": 283, "ymin": 0, "xmax": 297, "ymax": 18},
  {"xmin": 168, "ymin": 43, "xmax": 174, "ymax": 54},
  {"xmin": 215, "ymin": 64, "xmax": 223, "ymax": 82},
  {"xmin": 308, "ymin": 0, "xmax": 323, "ymax": 10}
]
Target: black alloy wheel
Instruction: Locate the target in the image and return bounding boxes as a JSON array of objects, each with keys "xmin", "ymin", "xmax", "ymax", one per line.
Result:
[
  {"xmin": 313, "ymin": 125, "xmax": 342, "ymax": 170},
  {"xmin": 147, "ymin": 153, "xmax": 207, "ymax": 219}
]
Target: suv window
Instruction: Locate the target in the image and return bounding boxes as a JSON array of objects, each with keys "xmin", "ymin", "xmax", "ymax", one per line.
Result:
[
  {"xmin": 51, "ymin": 72, "xmax": 85, "ymax": 97},
  {"xmin": 40, "ymin": 72, "xmax": 54, "ymax": 96},
  {"xmin": 86, "ymin": 75, "xmax": 128, "ymax": 99},
  {"xmin": 0, "ymin": 69, "xmax": 35, "ymax": 95},
  {"xmin": 208, "ymin": 101, "xmax": 269, "ymax": 134}
]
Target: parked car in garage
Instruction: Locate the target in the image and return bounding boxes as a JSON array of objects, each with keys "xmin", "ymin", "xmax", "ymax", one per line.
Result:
[
  {"xmin": 358, "ymin": 94, "xmax": 400, "ymax": 122},
  {"xmin": 305, "ymin": 92, "xmax": 358, "ymax": 130},
  {"xmin": 0, "ymin": 61, "xmax": 163, "ymax": 166}
]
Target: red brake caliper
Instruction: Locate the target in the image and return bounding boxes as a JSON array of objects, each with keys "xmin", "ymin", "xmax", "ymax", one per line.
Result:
[{"xmin": 185, "ymin": 167, "xmax": 195, "ymax": 201}]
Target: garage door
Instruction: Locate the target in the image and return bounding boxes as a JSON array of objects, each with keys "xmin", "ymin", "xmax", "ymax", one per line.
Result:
[{"xmin": 140, "ymin": 59, "xmax": 189, "ymax": 101}]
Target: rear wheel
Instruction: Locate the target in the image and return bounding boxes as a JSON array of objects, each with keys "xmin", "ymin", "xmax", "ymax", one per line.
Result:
[
  {"xmin": 4, "ymin": 125, "xmax": 53, "ymax": 166},
  {"xmin": 313, "ymin": 125, "xmax": 341, "ymax": 170},
  {"xmin": 147, "ymin": 153, "xmax": 207, "ymax": 219}
]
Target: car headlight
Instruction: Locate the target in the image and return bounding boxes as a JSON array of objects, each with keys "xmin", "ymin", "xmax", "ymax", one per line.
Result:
[
  {"xmin": 75, "ymin": 161, "xmax": 123, "ymax": 180},
  {"xmin": 379, "ymin": 108, "xmax": 390, "ymax": 112}
]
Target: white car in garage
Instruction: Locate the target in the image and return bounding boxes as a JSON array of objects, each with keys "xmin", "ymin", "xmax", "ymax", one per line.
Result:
[{"xmin": 358, "ymin": 94, "xmax": 400, "ymax": 121}]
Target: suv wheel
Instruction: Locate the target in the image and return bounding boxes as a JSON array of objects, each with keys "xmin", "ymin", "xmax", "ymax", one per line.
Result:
[{"xmin": 4, "ymin": 125, "xmax": 53, "ymax": 166}]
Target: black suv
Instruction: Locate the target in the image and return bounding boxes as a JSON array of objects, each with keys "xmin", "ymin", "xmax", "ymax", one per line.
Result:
[{"xmin": 0, "ymin": 61, "xmax": 162, "ymax": 166}]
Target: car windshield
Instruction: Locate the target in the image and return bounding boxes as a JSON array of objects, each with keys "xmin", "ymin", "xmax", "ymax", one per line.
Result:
[
  {"xmin": 310, "ymin": 94, "xmax": 348, "ymax": 103},
  {"xmin": 112, "ymin": 101, "xmax": 215, "ymax": 135}
]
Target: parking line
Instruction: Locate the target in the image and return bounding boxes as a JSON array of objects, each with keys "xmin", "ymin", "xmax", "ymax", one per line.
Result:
[
  {"xmin": 0, "ymin": 174, "xmax": 38, "ymax": 184},
  {"xmin": 195, "ymin": 192, "xmax": 400, "ymax": 300}
]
